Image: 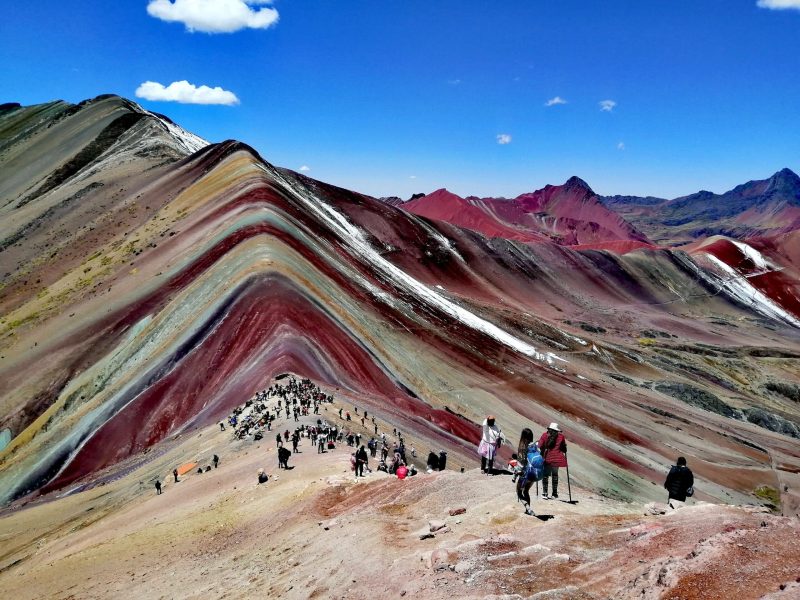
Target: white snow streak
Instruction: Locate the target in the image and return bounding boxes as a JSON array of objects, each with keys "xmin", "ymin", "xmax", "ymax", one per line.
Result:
[
  {"xmin": 730, "ymin": 240, "xmax": 771, "ymax": 271},
  {"xmin": 268, "ymin": 166, "xmax": 562, "ymax": 362},
  {"xmin": 153, "ymin": 114, "xmax": 209, "ymax": 154},
  {"xmin": 705, "ymin": 254, "xmax": 800, "ymax": 328}
]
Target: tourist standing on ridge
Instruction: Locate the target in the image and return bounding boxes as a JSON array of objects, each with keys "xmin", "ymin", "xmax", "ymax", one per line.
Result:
[
  {"xmin": 155, "ymin": 480, "xmax": 162, "ymax": 495},
  {"xmin": 664, "ymin": 457, "xmax": 694, "ymax": 507},
  {"xmin": 478, "ymin": 415, "xmax": 503, "ymax": 474},
  {"xmin": 538, "ymin": 423, "xmax": 567, "ymax": 499},
  {"xmin": 173, "ymin": 468, "xmax": 179, "ymax": 483},
  {"xmin": 515, "ymin": 428, "xmax": 544, "ymax": 516},
  {"xmin": 213, "ymin": 454, "xmax": 219, "ymax": 469},
  {"xmin": 356, "ymin": 445, "xmax": 368, "ymax": 477}
]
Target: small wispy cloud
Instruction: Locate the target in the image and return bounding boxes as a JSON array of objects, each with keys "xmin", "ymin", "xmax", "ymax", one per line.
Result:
[
  {"xmin": 617, "ymin": 142, "xmax": 625, "ymax": 151},
  {"xmin": 299, "ymin": 165, "xmax": 310, "ymax": 172},
  {"xmin": 600, "ymin": 99, "xmax": 617, "ymax": 112},
  {"xmin": 545, "ymin": 96, "xmax": 567, "ymax": 107},
  {"xmin": 756, "ymin": 0, "xmax": 800, "ymax": 10},
  {"xmin": 409, "ymin": 175, "xmax": 417, "ymax": 179},
  {"xmin": 496, "ymin": 134, "xmax": 512, "ymax": 145},
  {"xmin": 135, "ymin": 80, "xmax": 239, "ymax": 105},
  {"xmin": 447, "ymin": 79, "xmax": 462, "ymax": 85},
  {"xmin": 147, "ymin": 0, "xmax": 279, "ymax": 34}
]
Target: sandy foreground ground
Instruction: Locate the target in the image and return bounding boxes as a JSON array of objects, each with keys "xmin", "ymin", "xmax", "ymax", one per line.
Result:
[{"xmin": 1, "ymin": 408, "xmax": 799, "ymax": 600}]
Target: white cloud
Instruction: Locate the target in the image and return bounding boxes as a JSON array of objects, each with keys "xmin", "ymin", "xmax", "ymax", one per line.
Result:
[
  {"xmin": 600, "ymin": 99, "xmax": 617, "ymax": 112},
  {"xmin": 447, "ymin": 79, "xmax": 462, "ymax": 85},
  {"xmin": 409, "ymin": 175, "xmax": 417, "ymax": 179},
  {"xmin": 545, "ymin": 96, "xmax": 567, "ymax": 107},
  {"xmin": 135, "ymin": 80, "xmax": 240, "ymax": 105},
  {"xmin": 299, "ymin": 165, "xmax": 310, "ymax": 172},
  {"xmin": 147, "ymin": 0, "xmax": 279, "ymax": 33},
  {"xmin": 496, "ymin": 134, "xmax": 512, "ymax": 145},
  {"xmin": 757, "ymin": 0, "xmax": 800, "ymax": 10},
  {"xmin": 617, "ymin": 142, "xmax": 625, "ymax": 151}
]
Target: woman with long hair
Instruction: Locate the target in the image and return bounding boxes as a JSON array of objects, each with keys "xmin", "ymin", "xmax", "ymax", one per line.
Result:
[{"xmin": 515, "ymin": 427, "xmax": 537, "ymax": 516}]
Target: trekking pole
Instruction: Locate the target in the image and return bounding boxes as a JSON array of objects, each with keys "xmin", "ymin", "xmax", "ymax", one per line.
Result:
[
  {"xmin": 566, "ymin": 462, "xmax": 572, "ymax": 503},
  {"xmin": 535, "ymin": 480, "xmax": 539, "ymax": 497}
]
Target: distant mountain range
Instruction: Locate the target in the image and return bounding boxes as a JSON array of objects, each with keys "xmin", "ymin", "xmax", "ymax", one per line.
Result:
[
  {"xmin": 400, "ymin": 176, "xmax": 651, "ymax": 246},
  {"xmin": 384, "ymin": 168, "xmax": 800, "ymax": 247},
  {"xmin": 600, "ymin": 168, "xmax": 800, "ymax": 244}
]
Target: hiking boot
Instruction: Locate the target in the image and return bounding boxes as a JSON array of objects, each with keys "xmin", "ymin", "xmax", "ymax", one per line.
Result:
[{"xmin": 552, "ymin": 492, "xmax": 559, "ymax": 499}]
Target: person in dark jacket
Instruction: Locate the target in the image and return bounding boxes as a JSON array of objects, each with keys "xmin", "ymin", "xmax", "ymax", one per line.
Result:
[
  {"xmin": 538, "ymin": 423, "xmax": 567, "ymax": 499},
  {"xmin": 664, "ymin": 457, "xmax": 694, "ymax": 504},
  {"xmin": 426, "ymin": 451, "xmax": 439, "ymax": 471},
  {"xmin": 278, "ymin": 446, "xmax": 291, "ymax": 469},
  {"xmin": 355, "ymin": 445, "xmax": 368, "ymax": 477}
]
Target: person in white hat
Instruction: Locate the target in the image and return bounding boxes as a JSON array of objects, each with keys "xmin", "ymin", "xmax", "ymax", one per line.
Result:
[{"xmin": 537, "ymin": 423, "xmax": 567, "ymax": 498}]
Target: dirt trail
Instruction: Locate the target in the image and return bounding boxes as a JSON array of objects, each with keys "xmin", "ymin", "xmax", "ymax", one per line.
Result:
[{"xmin": 1, "ymin": 413, "xmax": 798, "ymax": 600}]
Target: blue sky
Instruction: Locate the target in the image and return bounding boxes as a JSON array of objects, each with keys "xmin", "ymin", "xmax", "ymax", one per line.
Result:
[{"xmin": 2, "ymin": 1, "xmax": 799, "ymax": 199}]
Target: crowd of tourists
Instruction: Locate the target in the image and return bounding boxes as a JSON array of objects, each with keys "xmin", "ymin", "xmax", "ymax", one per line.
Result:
[{"xmin": 155, "ymin": 376, "xmax": 696, "ymax": 519}]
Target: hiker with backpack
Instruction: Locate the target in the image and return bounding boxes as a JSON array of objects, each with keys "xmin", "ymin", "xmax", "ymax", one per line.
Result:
[
  {"xmin": 478, "ymin": 415, "xmax": 504, "ymax": 474},
  {"xmin": 664, "ymin": 456, "xmax": 694, "ymax": 508},
  {"xmin": 515, "ymin": 428, "xmax": 544, "ymax": 515},
  {"xmin": 538, "ymin": 423, "xmax": 567, "ymax": 499}
]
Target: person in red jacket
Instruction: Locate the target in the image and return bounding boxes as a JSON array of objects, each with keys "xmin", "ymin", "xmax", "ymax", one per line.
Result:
[{"xmin": 538, "ymin": 423, "xmax": 567, "ymax": 499}]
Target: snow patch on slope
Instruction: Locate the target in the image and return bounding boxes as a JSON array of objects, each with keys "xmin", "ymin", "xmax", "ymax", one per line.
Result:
[
  {"xmin": 156, "ymin": 116, "xmax": 209, "ymax": 155},
  {"xmin": 705, "ymin": 254, "xmax": 800, "ymax": 328},
  {"xmin": 730, "ymin": 240, "xmax": 771, "ymax": 271},
  {"xmin": 268, "ymin": 166, "xmax": 562, "ymax": 363}
]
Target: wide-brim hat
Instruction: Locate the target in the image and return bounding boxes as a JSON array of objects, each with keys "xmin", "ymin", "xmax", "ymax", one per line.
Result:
[{"xmin": 548, "ymin": 422, "xmax": 560, "ymax": 432}]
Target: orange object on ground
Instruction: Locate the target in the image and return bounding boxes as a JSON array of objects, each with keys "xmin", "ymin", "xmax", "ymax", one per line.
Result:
[{"xmin": 176, "ymin": 462, "xmax": 198, "ymax": 476}]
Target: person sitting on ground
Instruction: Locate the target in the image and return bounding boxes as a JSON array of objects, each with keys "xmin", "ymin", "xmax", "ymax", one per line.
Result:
[
  {"xmin": 538, "ymin": 423, "xmax": 567, "ymax": 499},
  {"xmin": 508, "ymin": 454, "xmax": 522, "ymax": 482},
  {"xmin": 258, "ymin": 468, "xmax": 269, "ymax": 484},
  {"xmin": 664, "ymin": 456, "xmax": 694, "ymax": 507}
]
